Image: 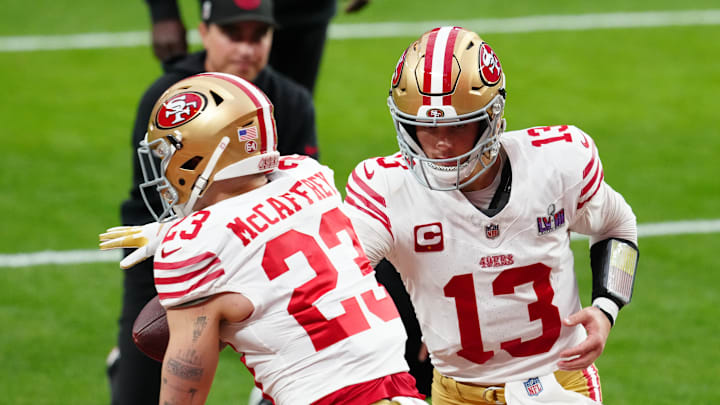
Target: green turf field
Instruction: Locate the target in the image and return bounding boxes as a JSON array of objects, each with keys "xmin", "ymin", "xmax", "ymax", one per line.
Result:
[{"xmin": 1, "ymin": 1, "xmax": 719, "ymax": 403}]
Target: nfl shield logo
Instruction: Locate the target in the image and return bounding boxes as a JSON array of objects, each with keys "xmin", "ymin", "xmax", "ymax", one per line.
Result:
[
  {"xmin": 485, "ymin": 224, "xmax": 499, "ymax": 239},
  {"xmin": 523, "ymin": 377, "xmax": 543, "ymax": 396}
]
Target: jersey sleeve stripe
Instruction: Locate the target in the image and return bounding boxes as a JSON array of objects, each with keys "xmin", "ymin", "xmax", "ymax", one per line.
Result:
[
  {"xmin": 155, "ymin": 251, "xmax": 217, "ymax": 270},
  {"xmin": 580, "ymin": 159, "xmax": 601, "ymax": 197},
  {"xmin": 157, "ymin": 268, "xmax": 226, "ymax": 300},
  {"xmin": 346, "ymin": 182, "xmax": 391, "ymax": 226},
  {"xmin": 582, "ymin": 144, "xmax": 597, "ymax": 178},
  {"xmin": 577, "ymin": 171, "xmax": 604, "ymax": 210},
  {"xmin": 154, "ymin": 257, "xmax": 221, "ymax": 285},
  {"xmin": 345, "ymin": 194, "xmax": 394, "ymax": 239},
  {"xmin": 350, "ymin": 169, "xmax": 387, "ymax": 207}
]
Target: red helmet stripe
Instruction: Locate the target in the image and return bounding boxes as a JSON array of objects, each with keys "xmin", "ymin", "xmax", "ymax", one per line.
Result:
[
  {"xmin": 196, "ymin": 73, "xmax": 275, "ymax": 153},
  {"xmin": 442, "ymin": 27, "xmax": 460, "ymax": 105},
  {"xmin": 422, "ymin": 27, "xmax": 460, "ymax": 107},
  {"xmin": 422, "ymin": 29, "xmax": 439, "ymax": 105}
]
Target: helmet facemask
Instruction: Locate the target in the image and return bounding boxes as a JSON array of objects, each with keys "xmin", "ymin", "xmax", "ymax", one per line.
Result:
[
  {"xmin": 138, "ymin": 134, "xmax": 231, "ymax": 222},
  {"xmin": 391, "ymin": 94, "xmax": 505, "ymax": 191},
  {"xmin": 138, "ymin": 136, "xmax": 178, "ymax": 222}
]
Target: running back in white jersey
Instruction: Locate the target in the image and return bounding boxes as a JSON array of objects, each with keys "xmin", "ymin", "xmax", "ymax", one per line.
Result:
[
  {"xmin": 345, "ymin": 125, "xmax": 610, "ymax": 384},
  {"xmin": 153, "ymin": 156, "xmax": 409, "ymax": 404}
]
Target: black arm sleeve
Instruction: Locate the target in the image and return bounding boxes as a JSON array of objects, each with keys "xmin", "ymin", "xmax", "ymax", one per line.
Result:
[{"xmin": 590, "ymin": 237, "xmax": 639, "ymax": 309}]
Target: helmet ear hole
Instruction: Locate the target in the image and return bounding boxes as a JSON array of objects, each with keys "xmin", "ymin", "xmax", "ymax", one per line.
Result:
[
  {"xmin": 181, "ymin": 156, "xmax": 203, "ymax": 171},
  {"xmin": 209, "ymin": 90, "xmax": 224, "ymax": 106},
  {"xmin": 179, "ymin": 178, "xmax": 186, "ymax": 186}
]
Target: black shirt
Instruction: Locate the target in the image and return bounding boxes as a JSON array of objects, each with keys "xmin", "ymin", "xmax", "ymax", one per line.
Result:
[{"xmin": 120, "ymin": 50, "xmax": 317, "ymax": 226}]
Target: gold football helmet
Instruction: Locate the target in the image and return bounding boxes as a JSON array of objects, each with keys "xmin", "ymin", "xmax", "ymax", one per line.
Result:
[
  {"xmin": 138, "ymin": 72, "xmax": 280, "ymax": 221},
  {"xmin": 388, "ymin": 26, "xmax": 507, "ymax": 190}
]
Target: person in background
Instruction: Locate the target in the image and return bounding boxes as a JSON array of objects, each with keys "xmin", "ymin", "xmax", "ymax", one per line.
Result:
[
  {"xmin": 343, "ymin": 26, "xmax": 639, "ymax": 404},
  {"xmin": 145, "ymin": 0, "xmax": 371, "ymax": 94},
  {"xmin": 109, "ymin": 1, "xmax": 317, "ymax": 404}
]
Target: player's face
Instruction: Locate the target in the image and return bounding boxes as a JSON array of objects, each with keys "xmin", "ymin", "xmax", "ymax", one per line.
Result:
[
  {"xmin": 200, "ymin": 21, "xmax": 273, "ymax": 82},
  {"xmin": 415, "ymin": 122, "xmax": 480, "ymax": 166}
]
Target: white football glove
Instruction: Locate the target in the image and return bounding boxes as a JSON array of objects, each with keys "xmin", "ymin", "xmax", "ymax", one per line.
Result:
[{"xmin": 99, "ymin": 222, "xmax": 168, "ymax": 269}]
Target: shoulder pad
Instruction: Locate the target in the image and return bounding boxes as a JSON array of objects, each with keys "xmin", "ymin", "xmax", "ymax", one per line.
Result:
[
  {"xmin": 346, "ymin": 153, "xmax": 408, "ymax": 194},
  {"xmin": 277, "ymin": 154, "xmax": 316, "ymax": 171},
  {"xmin": 507, "ymin": 125, "xmax": 604, "ymax": 209},
  {"xmin": 154, "ymin": 210, "xmax": 227, "ymax": 308},
  {"xmin": 344, "ymin": 154, "xmax": 407, "ymax": 240},
  {"xmin": 512, "ymin": 125, "xmax": 595, "ymax": 159}
]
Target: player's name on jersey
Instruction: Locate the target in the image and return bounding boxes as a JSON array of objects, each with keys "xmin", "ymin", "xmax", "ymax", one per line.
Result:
[{"xmin": 227, "ymin": 171, "xmax": 338, "ymax": 246}]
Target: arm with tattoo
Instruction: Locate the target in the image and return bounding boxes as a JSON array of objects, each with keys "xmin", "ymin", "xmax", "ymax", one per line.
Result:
[
  {"xmin": 159, "ymin": 293, "xmax": 255, "ymax": 404},
  {"xmin": 160, "ymin": 303, "xmax": 220, "ymax": 405}
]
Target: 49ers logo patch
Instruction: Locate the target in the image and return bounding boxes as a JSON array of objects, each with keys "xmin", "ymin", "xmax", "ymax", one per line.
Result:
[
  {"xmin": 391, "ymin": 48, "xmax": 408, "ymax": 88},
  {"xmin": 156, "ymin": 92, "xmax": 207, "ymax": 129},
  {"xmin": 479, "ymin": 43, "xmax": 502, "ymax": 86}
]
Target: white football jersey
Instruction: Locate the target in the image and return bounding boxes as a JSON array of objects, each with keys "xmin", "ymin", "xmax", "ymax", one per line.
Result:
[
  {"xmin": 153, "ymin": 156, "xmax": 409, "ymax": 404},
  {"xmin": 345, "ymin": 125, "xmax": 620, "ymax": 384}
]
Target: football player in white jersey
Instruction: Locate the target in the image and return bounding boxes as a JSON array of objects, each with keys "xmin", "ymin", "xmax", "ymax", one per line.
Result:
[
  {"xmin": 343, "ymin": 27, "xmax": 639, "ymax": 404},
  {"xmin": 100, "ymin": 73, "xmax": 426, "ymax": 405}
]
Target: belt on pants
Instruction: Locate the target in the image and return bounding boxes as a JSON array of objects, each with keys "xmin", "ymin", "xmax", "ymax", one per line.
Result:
[{"xmin": 434, "ymin": 369, "xmax": 506, "ymax": 404}]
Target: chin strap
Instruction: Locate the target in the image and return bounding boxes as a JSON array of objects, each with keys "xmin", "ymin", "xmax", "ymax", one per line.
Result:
[{"xmin": 176, "ymin": 136, "xmax": 230, "ymax": 217}]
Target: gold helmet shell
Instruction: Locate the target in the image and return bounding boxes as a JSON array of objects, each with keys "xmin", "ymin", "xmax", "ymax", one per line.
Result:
[
  {"xmin": 138, "ymin": 72, "xmax": 280, "ymax": 221},
  {"xmin": 388, "ymin": 27, "xmax": 507, "ymax": 190}
]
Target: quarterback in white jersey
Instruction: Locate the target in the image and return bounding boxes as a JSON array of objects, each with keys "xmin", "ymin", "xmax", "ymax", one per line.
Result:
[
  {"xmin": 344, "ymin": 27, "xmax": 639, "ymax": 404},
  {"xmin": 346, "ymin": 126, "xmax": 631, "ymax": 384},
  {"xmin": 100, "ymin": 73, "xmax": 424, "ymax": 405}
]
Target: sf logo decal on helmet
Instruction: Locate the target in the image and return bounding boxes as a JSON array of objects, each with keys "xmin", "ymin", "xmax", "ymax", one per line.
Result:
[
  {"xmin": 479, "ymin": 43, "xmax": 502, "ymax": 87},
  {"xmin": 427, "ymin": 108, "xmax": 445, "ymax": 118},
  {"xmin": 156, "ymin": 92, "xmax": 207, "ymax": 129},
  {"xmin": 391, "ymin": 48, "xmax": 408, "ymax": 88}
]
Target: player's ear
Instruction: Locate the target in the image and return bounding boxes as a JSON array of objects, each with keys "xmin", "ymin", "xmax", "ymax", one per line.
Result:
[{"xmin": 198, "ymin": 22, "xmax": 209, "ymax": 43}]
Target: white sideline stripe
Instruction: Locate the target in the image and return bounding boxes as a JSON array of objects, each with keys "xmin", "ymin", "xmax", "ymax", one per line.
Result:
[
  {"xmin": 0, "ymin": 249, "xmax": 122, "ymax": 268},
  {"xmin": 1, "ymin": 9, "xmax": 720, "ymax": 52},
  {"xmin": 1, "ymin": 219, "xmax": 719, "ymax": 268},
  {"xmin": 328, "ymin": 9, "xmax": 720, "ymax": 39},
  {"xmin": 570, "ymin": 219, "xmax": 720, "ymax": 241}
]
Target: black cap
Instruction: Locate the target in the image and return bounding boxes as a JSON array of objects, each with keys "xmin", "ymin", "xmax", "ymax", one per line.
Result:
[{"xmin": 201, "ymin": 0, "xmax": 275, "ymax": 26}]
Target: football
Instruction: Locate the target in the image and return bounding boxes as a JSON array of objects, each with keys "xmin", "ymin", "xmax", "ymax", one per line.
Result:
[{"xmin": 132, "ymin": 295, "xmax": 169, "ymax": 362}]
